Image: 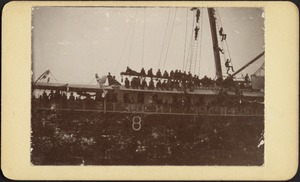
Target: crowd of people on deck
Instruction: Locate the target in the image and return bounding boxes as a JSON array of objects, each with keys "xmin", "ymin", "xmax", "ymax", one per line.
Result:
[
  {"xmin": 122, "ymin": 67, "xmax": 217, "ymax": 91},
  {"xmin": 33, "ymin": 68, "xmax": 251, "ymax": 107},
  {"xmin": 107, "ymin": 72, "xmax": 121, "ymax": 86},
  {"xmin": 33, "ymin": 66, "xmax": 252, "ymax": 111},
  {"xmin": 33, "ymin": 88, "xmax": 263, "ymax": 119},
  {"xmin": 35, "ymin": 89, "xmax": 117, "ymax": 103},
  {"xmin": 121, "ymin": 67, "xmax": 250, "ymax": 91}
]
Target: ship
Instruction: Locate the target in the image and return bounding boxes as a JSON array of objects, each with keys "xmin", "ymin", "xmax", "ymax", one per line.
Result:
[{"xmin": 31, "ymin": 7, "xmax": 265, "ymax": 165}]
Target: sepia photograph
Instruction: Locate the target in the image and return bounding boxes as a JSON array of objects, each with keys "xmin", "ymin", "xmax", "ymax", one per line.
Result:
[
  {"xmin": 2, "ymin": 0, "xmax": 299, "ymax": 180},
  {"xmin": 30, "ymin": 6, "xmax": 265, "ymax": 166}
]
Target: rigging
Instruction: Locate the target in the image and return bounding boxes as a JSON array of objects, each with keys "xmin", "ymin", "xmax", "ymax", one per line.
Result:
[
  {"xmin": 231, "ymin": 51, "xmax": 265, "ymax": 77},
  {"xmin": 128, "ymin": 9, "xmax": 138, "ymax": 66},
  {"xmin": 182, "ymin": 8, "xmax": 189, "ymax": 70},
  {"xmin": 214, "ymin": 8, "xmax": 234, "ymax": 77},
  {"xmin": 184, "ymin": 9, "xmax": 196, "ymax": 72},
  {"xmin": 158, "ymin": 9, "xmax": 172, "ymax": 69},
  {"xmin": 162, "ymin": 8, "xmax": 177, "ymax": 71},
  {"xmin": 197, "ymin": 8, "xmax": 204, "ymax": 76},
  {"xmin": 113, "ymin": 16, "xmax": 132, "ymax": 75},
  {"xmin": 141, "ymin": 8, "xmax": 146, "ymax": 67}
]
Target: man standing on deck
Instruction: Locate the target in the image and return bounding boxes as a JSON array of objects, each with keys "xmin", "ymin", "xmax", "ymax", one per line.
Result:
[
  {"xmin": 107, "ymin": 72, "xmax": 112, "ymax": 85},
  {"xmin": 148, "ymin": 78, "xmax": 154, "ymax": 90},
  {"xmin": 141, "ymin": 78, "xmax": 147, "ymax": 89},
  {"xmin": 125, "ymin": 77, "xmax": 130, "ymax": 88},
  {"xmin": 156, "ymin": 69, "xmax": 162, "ymax": 78},
  {"xmin": 156, "ymin": 80, "xmax": 162, "ymax": 90},
  {"xmin": 147, "ymin": 68, "xmax": 153, "ymax": 77},
  {"xmin": 140, "ymin": 67, "xmax": 146, "ymax": 77},
  {"xmin": 244, "ymin": 73, "xmax": 250, "ymax": 82}
]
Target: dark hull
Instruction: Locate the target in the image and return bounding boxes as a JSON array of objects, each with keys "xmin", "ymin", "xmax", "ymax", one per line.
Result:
[{"xmin": 31, "ymin": 110, "xmax": 264, "ymax": 165}]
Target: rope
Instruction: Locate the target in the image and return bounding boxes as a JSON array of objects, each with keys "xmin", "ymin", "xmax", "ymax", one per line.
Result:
[
  {"xmin": 158, "ymin": 8, "xmax": 171, "ymax": 69},
  {"xmin": 215, "ymin": 9, "xmax": 223, "ymax": 27},
  {"xmin": 114, "ymin": 17, "xmax": 132, "ymax": 75},
  {"xmin": 193, "ymin": 37, "xmax": 198, "ymax": 74},
  {"xmin": 254, "ymin": 62, "xmax": 265, "ymax": 75},
  {"xmin": 141, "ymin": 8, "xmax": 146, "ymax": 67},
  {"xmin": 188, "ymin": 11, "xmax": 196, "ymax": 72},
  {"xmin": 185, "ymin": 11, "xmax": 195, "ymax": 72},
  {"xmin": 215, "ymin": 9, "xmax": 234, "ymax": 74},
  {"xmin": 214, "ymin": 10, "xmax": 225, "ymax": 56},
  {"xmin": 197, "ymin": 9, "xmax": 204, "ymax": 76},
  {"xmin": 52, "ymin": 79, "xmax": 71, "ymax": 83},
  {"xmin": 87, "ymin": 77, "xmax": 96, "ymax": 85},
  {"xmin": 128, "ymin": 9, "xmax": 137, "ymax": 66},
  {"xmin": 193, "ymin": 9, "xmax": 203, "ymax": 75},
  {"xmin": 224, "ymin": 39, "xmax": 233, "ymax": 67},
  {"xmin": 220, "ymin": 40, "xmax": 227, "ymax": 62},
  {"xmin": 162, "ymin": 8, "xmax": 177, "ymax": 71},
  {"xmin": 49, "ymin": 72, "xmax": 59, "ymax": 84},
  {"xmin": 185, "ymin": 28, "xmax": 193, "ymax": 71},
  {"xmin": 216, "ymin": 10, "xmax": 233, "ymax": 61},
  {"xmin": 182, "ymin": 8, "xmax": 189, "ymax": 70},
  {"xmin": 192, "ymin": 35, "xmax": 200, "ymax": 74}
]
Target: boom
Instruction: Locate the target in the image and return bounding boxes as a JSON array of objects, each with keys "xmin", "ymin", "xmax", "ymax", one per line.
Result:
[{"xmin": 231, "ymin": 51, "xmax": 265, "ymax": 77}]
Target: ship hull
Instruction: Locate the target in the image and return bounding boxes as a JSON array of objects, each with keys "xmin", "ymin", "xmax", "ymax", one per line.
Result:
[{"xmin": 31, "ymin": 110, "xmax": 264, "ymax": 165}]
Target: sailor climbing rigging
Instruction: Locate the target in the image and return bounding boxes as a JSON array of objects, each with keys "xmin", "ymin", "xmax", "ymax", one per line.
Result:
[
  {"xmin": 225, "ymin": 59, "xmax": 234, "ymax": 74},
  {"xmin": 194, "ymin": 26, "xmax": 199, "ymax": 40},
  {"xmin": 196, "ymin": 9, "xmax": 200, "ymax": 23},
  {"xmin": 214, "ymin": 45, "xmax": 224, "ymax": 54},
  {"xmin": 219, "ymin": 27, "xmax": 227, "ymax": 41}
]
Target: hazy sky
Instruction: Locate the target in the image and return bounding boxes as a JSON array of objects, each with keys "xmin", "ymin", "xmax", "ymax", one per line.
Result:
[{"xmin": 32, "ymin": 7, "xmax": 264, "ymax": 85}]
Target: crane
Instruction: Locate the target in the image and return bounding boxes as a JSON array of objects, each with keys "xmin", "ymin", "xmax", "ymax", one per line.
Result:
[{"xmin": 231, "ymin": 51, "xmax": 265, "ymax": 77}]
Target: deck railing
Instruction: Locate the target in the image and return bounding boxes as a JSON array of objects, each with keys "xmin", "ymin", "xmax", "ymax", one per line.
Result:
[{"xmin": 32, "ymin": 99, "xmax": 264, "ymax": 116}]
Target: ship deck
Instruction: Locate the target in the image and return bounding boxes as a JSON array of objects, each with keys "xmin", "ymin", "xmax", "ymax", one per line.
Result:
[
  {"xmin": 32, "ymin": 99, "xmax": 264, "ymax": 117},
  {"xmin": 33, "ymin": 82, "xmax": 264, "ymax": 97}
]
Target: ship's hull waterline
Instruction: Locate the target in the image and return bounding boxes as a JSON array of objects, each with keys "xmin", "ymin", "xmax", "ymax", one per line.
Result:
[{"xmin": 31, "ymin": 110, "xmax": 264, "ymax": 165}]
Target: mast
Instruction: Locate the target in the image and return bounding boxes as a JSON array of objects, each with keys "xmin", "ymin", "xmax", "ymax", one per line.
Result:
[{"xmin": 207, "ymin": 8, "xmax": 223, "ymax": 80}]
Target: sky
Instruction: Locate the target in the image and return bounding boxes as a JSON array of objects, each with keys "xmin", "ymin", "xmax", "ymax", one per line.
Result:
[{"xmin": 32, "ymin": 7, "xmax": 264, "ymax": 85}]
